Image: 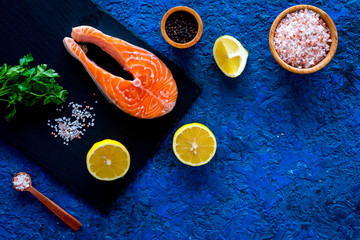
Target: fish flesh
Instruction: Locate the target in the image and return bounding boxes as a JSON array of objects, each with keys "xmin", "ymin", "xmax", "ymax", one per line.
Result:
[{"xmin": 63, "ymin": 26, "xmax": 178, "ymax": 119}]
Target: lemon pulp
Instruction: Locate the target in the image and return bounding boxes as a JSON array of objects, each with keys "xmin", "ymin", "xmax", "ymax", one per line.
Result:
[
  {"xmin": 213, "ymin": 35, "xmax": 248, "ymax": 78},
  {"xmin": 173, "ymin": 123, "xmax": 217, "ymax": 166},
  {"xmin": 86, "ymin": 139, "xmax": 130, "ymax": 181}
]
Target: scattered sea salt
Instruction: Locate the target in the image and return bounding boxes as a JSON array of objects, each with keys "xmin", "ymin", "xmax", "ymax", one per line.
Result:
[
  {"xmin": 13, "ymin": 173, "xmax": 30, "ymax": 191},
  {"xmin": 274, "ymin": 9, "xmax": 331, "ymax": 69},
  {"xmin": 48, "ymin": 102, "xmax": 96, "ymax": 145}
]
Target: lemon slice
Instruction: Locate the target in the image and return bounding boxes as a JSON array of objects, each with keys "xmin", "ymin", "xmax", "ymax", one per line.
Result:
[
  {"xmin": 173, "ymin": 123, "xmax": 217, "ymax": 166},
  {"xmin": 86, "ymin": 139, "xmax": 130, "ymax": 181},
  {"xmin": 213, "ymin": 35, "xmax": 248, "ymax": 78}
]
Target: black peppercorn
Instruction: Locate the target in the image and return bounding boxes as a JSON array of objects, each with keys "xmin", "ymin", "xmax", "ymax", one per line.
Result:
[{"xmin": 165, "ymin": 11, "xmax": 198, "ymax": 43}]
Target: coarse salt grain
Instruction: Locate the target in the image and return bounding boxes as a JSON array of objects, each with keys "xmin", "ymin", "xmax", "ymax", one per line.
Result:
[
  {"xmin": 48, "ymin": 102, "xmax": 96, "ymax": 145},
  {"xmin": 274, "ymin": 9, "xmax": 331, "ymax": 69},
  {"xmin": 13, "ymin": 173, "xmax": 30, "ymax": 191}
]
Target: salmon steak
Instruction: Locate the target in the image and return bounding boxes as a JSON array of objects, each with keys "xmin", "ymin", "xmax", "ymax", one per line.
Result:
[{"xmin": 63, "ymin": 26, "xmax": 178, "ymax": 119}]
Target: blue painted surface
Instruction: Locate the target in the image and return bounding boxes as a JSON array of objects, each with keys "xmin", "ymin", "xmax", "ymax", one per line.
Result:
[{"xmin": 1, "ymin": 0, "xmax": 360, "ymax": 239}]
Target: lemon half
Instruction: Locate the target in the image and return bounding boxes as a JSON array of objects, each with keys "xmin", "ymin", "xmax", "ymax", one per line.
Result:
[
  {"xmin": 86, "ymin": 139, "xmax": 130, "ymax": 181},
  {"xmin": 213, "ymin": 35, "xmax": 248, "ymax": 78},
  {"xmin": 173, "ymin": 123, "xmax": 217, "ymax": 166}
]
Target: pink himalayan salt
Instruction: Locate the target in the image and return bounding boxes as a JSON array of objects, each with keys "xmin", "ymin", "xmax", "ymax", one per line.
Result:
[
  {"xmin": 13, "ymin": 173, "xmax": 30, "ymax": 191},
  {"xmin": 274, "ymin": 9, "xmax": 332, "ymax": 69}
]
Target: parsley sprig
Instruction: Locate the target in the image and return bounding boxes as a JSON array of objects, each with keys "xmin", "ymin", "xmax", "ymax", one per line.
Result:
[{"xmin": 0, "ymin": 54, "xmax": 68, "ymax": 121}]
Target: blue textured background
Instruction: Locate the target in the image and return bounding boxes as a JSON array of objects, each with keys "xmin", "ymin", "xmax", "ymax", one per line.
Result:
[{"xmin": 1, "ymin": 0, "xmax": 360, "ymax": 239}]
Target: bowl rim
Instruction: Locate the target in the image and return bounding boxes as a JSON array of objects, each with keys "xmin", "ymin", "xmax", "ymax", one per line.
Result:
[
  {"xmin": 161, "ymin": 6, "xmax": 203, "ymax": 49},
  {"xmin": 269, "ymin": 4, "xmax": 338, "ymax": 74}
]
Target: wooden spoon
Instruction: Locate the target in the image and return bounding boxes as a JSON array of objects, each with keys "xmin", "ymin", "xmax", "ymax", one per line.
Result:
[{"xmin": 12, "ymin": 172, "xmax": 82, "ymax": 231}]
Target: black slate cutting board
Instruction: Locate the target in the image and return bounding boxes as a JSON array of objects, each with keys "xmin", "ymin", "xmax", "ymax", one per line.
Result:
[{"xmin": 0, "ymin": 0, "xmax": 200, "ymax": 211}]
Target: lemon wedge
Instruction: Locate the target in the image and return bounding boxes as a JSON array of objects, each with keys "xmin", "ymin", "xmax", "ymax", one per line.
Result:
[
  {"xmin": 86, "ymin": 139, "xmax": 130, "ymax": 181},
  {"xmin": 213, "ymin": 35, "xmax": 248, "ymax": 78},
  {"xmin": 173, "ymin": 123, "xmax": 217, "ymax": 166}
]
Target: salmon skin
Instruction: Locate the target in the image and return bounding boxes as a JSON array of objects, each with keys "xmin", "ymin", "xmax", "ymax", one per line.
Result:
[{"xmin": 63, "ymin": 26, "xmax": 178, "ymax": 119}]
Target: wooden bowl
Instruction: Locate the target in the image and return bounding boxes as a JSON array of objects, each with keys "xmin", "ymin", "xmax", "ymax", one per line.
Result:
[
  {"xmin": 269, "ymin": 5, "xmax": 338, "ymax": 74},
  {"xmin": 161, "ymin": 6, "xmax": 203, "ymax": 49}
]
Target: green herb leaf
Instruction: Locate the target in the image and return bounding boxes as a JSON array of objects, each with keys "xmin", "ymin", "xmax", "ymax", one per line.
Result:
[
  {"xmin": 0, "ymin": 64, "xmax": 7, "ymax": 78},
  {"xmin": 0, "ymin": 54, "xmax": 68, "ymax": 121},
  {"xmin": 5, "ymin": 106, "xmax": 16, "ymax": 122},
  {"xmin": 19, "ymin": 54, "xmax": 34, "ymax": 67}
]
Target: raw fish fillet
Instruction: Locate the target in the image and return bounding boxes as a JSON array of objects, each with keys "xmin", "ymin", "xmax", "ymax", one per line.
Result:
[{"xmin": 63, "ymin": 26, "xmax": 178, "ymax": 119}]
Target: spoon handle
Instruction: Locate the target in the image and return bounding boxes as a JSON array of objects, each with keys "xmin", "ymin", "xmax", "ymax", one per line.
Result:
[{"xmin": 27, "ymin": 186, "xmax": 82, "ymax": 231}]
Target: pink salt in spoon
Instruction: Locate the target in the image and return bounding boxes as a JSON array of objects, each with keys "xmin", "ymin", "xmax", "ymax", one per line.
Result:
[{"xmin": 12, "ymin": 172, "xmax": 82, "ymax": 231}]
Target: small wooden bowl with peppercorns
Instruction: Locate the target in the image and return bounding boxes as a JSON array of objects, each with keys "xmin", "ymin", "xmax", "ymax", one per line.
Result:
[
  {"xmin": 161, "ymin": 6, "xmax": 203, "ymax": 49},
  {"xmin": 269, "ymin": 5, "xmax": 338, "ymax": 74}
]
